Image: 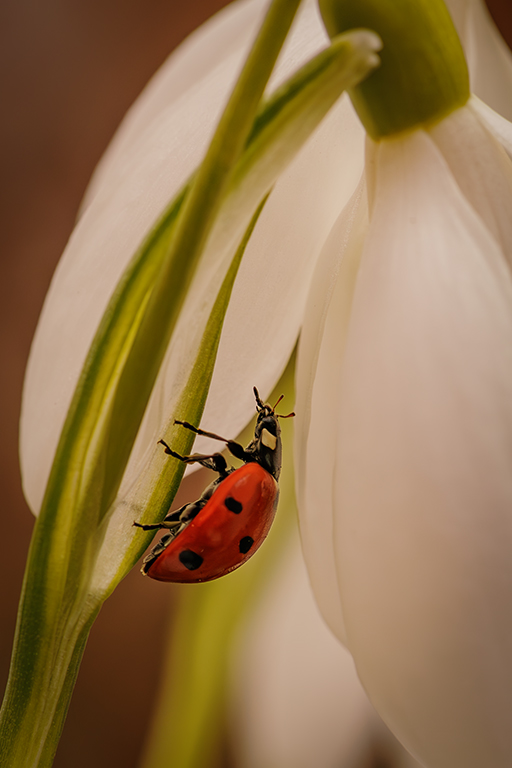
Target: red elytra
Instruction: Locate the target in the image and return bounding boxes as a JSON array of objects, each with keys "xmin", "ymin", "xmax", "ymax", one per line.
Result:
[
  {"xmin": 146, "ymin": 463, "xmax": 278, "ymax": 583},
  {"xmin": 134, "ymin": 387, "xmax": 294, "ymax": 583}
]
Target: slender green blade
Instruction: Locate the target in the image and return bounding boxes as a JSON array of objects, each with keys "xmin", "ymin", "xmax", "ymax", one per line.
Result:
[{"xmin": 91, "ymin": 195, "xmax": 270, "ymax": 596}]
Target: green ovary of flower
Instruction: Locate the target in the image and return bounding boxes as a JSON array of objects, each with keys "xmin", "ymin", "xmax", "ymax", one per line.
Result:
[{"xmin": 319, "ymin": 0, "xmax": 470, "ymax": 138}]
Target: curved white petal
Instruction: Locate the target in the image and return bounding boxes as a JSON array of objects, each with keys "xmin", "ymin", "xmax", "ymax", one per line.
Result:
[
  {"xmin": 428, "ymin": 103, "xmax": 512, "ymax": 258},
  {"xmin": 20, "ymin": 0, "xmax": 365, "ymax": 514},
  {"xmin": 195, "ymin": 94, "xmax": 364, "ymax": 457},
  {"xmin": 81, "ymin": 0, "xmax": 271, "ymax": 213},
  {"xmin": 470, "ymin": 95, "xmax": 512, "ymax": 158},
  {"xmin": 295, "ymin": 179, "xmax": 368, "ymax": 643},
  {"xmin": 333, "ymin": 131, "xmax": 512, "ymax": 767},
  {"xmin": 231, "ymin": 532, "xmax": 380, "ymax": 768},
  {"xmin": 20, "ymin": 0, "xmax": 261, "ymax": 513},
  {"xmin": 446, "ymin": 0, "xmax": 512, "ymax": 120}
]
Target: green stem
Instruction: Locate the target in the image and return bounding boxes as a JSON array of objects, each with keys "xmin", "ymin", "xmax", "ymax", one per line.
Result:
[{"xmin": 319, "ymin": 0, "xmax": 469, "ymax": 137}]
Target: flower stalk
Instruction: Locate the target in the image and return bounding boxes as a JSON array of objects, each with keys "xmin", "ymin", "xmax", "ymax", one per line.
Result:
[{"xmin": 320, "ymin": 0, "xmax": 470, "ymax": 137}]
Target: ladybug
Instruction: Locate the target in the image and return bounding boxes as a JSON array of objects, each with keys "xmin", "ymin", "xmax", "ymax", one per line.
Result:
[{"xmin": 134, "ymin": 387, "xmax": 294, "ymax": 583}]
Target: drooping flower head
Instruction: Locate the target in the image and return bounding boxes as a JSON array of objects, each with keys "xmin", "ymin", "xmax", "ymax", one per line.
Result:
[
  {"xmin": 4, "ymin": 0, "xmax": 512, "ymax": 765},
  {"xmin": 296, "ymin": 1, "xmax": 512, "ymax": 766}
]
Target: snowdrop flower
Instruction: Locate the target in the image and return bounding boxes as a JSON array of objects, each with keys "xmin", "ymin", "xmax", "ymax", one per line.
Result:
[
  {"xmin": 19, "ymin": 0, "xmax": 511, "ymax": 519},
  {"xmin": 296, "ymin": 0, "xmax": 512, "ymax": 767},
  {"xmin": 8, "ymin": 0, "xmax": 512, "ymax": 765}
]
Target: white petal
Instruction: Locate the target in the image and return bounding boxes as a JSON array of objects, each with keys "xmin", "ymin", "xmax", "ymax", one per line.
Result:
[
  {"xmin": 470, "ymin": 95, "xmax": 512, "ymax": 158},
  {"xmin": 20, "ymin": 0, "xmax": 365, "ymax": 514},
  {"xmin": 428, "ymin": 103, "xmax": 512, "ymax": 258},
  {"xmin": 334, "ymin": 131, "xmax": 512, "ymax": 767},
  {"xmin": 81, "ymin": 0, "xmax": 332, "ymax": 214},
  {"xmin": 194, "ymin": 95, "xmax": 364, "ymax": 457},
  {"xmin": 20, "ymin": 2, "xmax": 259, "ymax": 513},
  {"xmin": 295, "ymin": 178, "xmax": 368, "ymax": 643},
  {"xmin": 81, "ymin": 0, "xmax": 271, "ymax": 213},
  {"xmin": 445, "ymin": 0, "xmax": 512, "ymax": 120},
  {"xmin": 231, "ymin": 532, "xmax": 380, "ymax": 768}
]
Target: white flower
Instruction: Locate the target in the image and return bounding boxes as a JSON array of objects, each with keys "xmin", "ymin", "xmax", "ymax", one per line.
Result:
[
  {"xmin": 20, "ymin": 0, "xmax": 510, "ymax": 517},
  {"xmin": 295, "ymin": 93, "xmax": 512, "ymax": 768},
  {"xmin": 17, "ymin": 0, "xmax": 512, "ymax": 765}
]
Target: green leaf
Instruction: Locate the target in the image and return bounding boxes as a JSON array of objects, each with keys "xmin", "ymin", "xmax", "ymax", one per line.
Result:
[{"xmin": 91, "ymin": 195, "xmax": 270, "ymax": 596}]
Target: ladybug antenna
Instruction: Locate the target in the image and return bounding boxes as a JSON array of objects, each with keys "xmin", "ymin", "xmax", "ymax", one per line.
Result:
[
  {"xmin": 273, "ymin": 393, "xmax": 295, "ymax": 419},
  {"xmin": 253, "ymin": 386, "xmax": 265, "ymax": 411},
  {"xmin": 273, "ymin": 394, "xmax": 285, "ymax": 411}
]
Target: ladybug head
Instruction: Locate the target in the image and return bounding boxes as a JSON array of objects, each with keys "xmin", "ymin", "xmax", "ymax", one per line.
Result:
[{"xmin": 247, "ymin": 387, "xmax": 294, "ymax": 480}]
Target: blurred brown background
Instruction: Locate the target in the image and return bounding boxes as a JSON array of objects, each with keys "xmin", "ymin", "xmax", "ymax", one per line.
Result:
[{"xmin": 0, "ymin": 1, "xmax": 511, "ymax": 766}]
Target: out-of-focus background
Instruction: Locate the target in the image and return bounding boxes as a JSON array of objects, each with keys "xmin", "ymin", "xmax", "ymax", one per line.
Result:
[{"xmin": 1, "ymin": 1, "xmax": 511, "ymax": 766}]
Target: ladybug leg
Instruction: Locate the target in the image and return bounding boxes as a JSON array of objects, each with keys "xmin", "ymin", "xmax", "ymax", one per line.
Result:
[
  {"xmin": 174, "ymin": 420, "xmax": 230, "ymax": 442},
  {"xmin": 158, "ymin": 439, "xmax": 190, "ymax": 462},
  {"xmin": 134, "ymin": 491, "xmax": 208, "ymax": 538},
  {"xmin": 133, "ymin": 499, "xmax": 198, "ymax": 532},
  {"xmin": 133, "ymin": 520, "xmax": 180, "ymax": 531},
  {"xmin": 187, "ymin": 453, "xmax": 229, "ymax": 477},
  {"xmin": 173, "ymin": 422, "xmax": 250, "ymax": 464},
  {"xmin": 159, "ymin": 440, "xmax": 229, "ymax": 477},
  {"xmin": 133, "ymin": 507, "xmax": 184, "ymax": 531}
]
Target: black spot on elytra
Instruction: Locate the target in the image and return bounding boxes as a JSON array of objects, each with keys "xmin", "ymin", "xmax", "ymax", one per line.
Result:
[
  {"xmin": 179, "ymin": 549, "xmax": 203, "ymax": 570},
  {"xmin": 239, "ymin": 536, "xmax": 254, "ymax": 554},
  {"xmin": 225, "ymin": 496, "xmax": 243, "ymax": 514}
]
